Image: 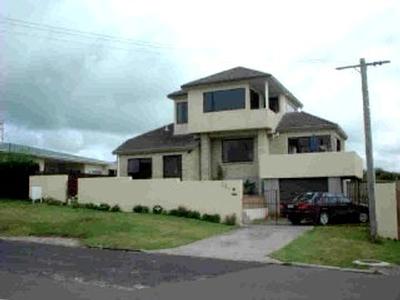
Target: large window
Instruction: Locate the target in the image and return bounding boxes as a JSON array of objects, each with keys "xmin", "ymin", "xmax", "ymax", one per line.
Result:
[
  {"xmin": 163, "ymin": 155, "xmax": 182, "ymax": 179},
  {"xmin": 222, "ymin": 138, "xmax": 254, "ymax": 163},
  {"xmin": 176, "ymin": 102, "xmax": 188, "ymax": 124},
  {"xmin": 127, "ymin": 158, "xmax": 152, "ymax": 179},
  {"xmin": 203, "ymin": 88, "xmax": 245, "ymax": 112},
  {"xmin": 288, "ymin": 135, "xmax": 331, "ymax": 154}
]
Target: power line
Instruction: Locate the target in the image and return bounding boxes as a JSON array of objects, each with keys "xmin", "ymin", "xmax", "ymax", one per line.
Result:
[{"xmin": 0, "ymin": 15, "xmax": 179, "ymax": 50}]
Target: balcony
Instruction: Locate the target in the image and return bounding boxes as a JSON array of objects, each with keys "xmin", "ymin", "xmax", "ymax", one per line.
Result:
[
  {"xmin": 188, "ymin": 109, "xmax": 280, "ymax": 133},
  {"xmin": 259, "ymin": 151, "xmax": 363, "ymax": 179}
]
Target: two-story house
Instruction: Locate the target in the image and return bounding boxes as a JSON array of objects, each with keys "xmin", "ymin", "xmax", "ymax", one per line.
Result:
[{"xmin": 113, "ymin": 67, "xmax": 363, "ymax": 202}]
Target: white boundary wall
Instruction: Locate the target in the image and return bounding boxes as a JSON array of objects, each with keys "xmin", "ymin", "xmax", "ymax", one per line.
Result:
[
  {"xmin": 29, "ymin": 175, "xmax": 68, "ymax": 202},
  {"xmin": 78, "ymin": 177, "xmax": 243, "ymax": 224},
  {"xmin": 376, "ymin": 182, "xmax": 399, "ymax": 240}
]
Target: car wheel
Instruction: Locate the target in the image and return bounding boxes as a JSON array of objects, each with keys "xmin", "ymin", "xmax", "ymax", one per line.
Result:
[
  {"xmin": 319, "ymin": 212, "xmax": 329, "ymax": 225},
  {"xmin": 289, "ymin": 217, "xmax": 301, "ymax": 225},
  {"xmin": 359, "ymin": 212, "xmax": 369, "ymax": 223}
]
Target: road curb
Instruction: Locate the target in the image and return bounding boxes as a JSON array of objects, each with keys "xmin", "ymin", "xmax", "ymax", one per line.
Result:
[{"xmin": 276, "ymin": 261, "xmax": 384, "ymax": 274}]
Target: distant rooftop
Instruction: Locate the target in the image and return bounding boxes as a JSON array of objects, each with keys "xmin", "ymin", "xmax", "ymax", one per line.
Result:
[{"xmin": 0, "ymin": 142, "xmax": 110, "ymax": 165}]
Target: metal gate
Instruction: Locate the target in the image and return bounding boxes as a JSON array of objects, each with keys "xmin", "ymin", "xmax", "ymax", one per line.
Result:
[{"xmin": 264, "ymin": 189, "xmax": 289, "ymax": 225}]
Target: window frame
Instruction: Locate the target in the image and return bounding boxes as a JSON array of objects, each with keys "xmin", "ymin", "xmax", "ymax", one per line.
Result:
[
  {"xmin": 222, "ymin": 138, "xmax": 254, "ymax": 163},
  {"xmin": 176, "ymin": 102, "xmax": 188, "ymax": 124},
  {"xmin": 127, "ymin": 158, "xmax": 152, "ymax": 179},
  {"xmin": 163, "ymin": 155, "xmax": 182, "ymax": 179},
  {"xmin": 203, "ymin": 88, "xmax": 246, "ymax": 113}
]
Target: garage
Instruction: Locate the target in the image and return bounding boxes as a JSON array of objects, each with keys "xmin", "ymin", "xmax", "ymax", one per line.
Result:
[{"xmin": 279, "ymin": 178, "xmax": 328, "ymax": 203}]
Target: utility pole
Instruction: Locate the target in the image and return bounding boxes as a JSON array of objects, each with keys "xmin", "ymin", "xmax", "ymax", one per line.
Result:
[{"xmin": 336, "ymin": 58, "xmax": 390, "ymax": 241}]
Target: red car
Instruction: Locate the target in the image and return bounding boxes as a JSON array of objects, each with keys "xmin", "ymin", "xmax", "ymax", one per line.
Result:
[{"xmin": 282, "ymin": 192, "xmax": 369, "ymax": 225}]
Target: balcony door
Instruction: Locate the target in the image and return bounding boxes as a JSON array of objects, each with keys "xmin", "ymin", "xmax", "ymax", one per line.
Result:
[{"xmin": 163, "ymin": 155, "xmax": 182, "ymax": 179}]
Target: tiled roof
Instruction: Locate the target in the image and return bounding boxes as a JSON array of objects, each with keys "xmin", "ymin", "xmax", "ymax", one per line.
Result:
[
  {"xmin": 113, "ymin": 124, "xmax": 199, "ymax": 155},
  {"xmin": 181, "ymin": 66, "xmax": 270, "ymax": 89},
  {"xmin": 276, "ymin": 112, "xmax": 348, "ymax": 139}
]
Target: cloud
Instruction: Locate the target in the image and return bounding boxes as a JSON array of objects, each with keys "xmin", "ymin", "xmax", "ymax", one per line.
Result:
[{"xmin": 1, "ymin": 0, "xmax": 399, "ymax": 171}]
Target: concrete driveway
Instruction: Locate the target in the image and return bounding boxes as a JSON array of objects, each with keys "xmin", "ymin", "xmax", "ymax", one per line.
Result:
[{"xmin": 153, "ymin": 225, "xmax": 312, "ymax": 262}]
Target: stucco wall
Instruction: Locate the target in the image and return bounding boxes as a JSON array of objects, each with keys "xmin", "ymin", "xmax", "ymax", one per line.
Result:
[
  {"xmin": 259, "ymin": 151, "xmax": 363, "ymax": 179},
  {"xmin": 29, "ymin": 175, "xmax": 68, "ymax": 202},
  {"xmin": 376, "ymin": 182, "xmax": 399, "ymax": 240},
  {"xmin": 118, "ymin": 148, "xmax": 200, "ymax": 180},
  {"xmin": 78, "ymin": 177, "xmax": 243, "ymax": 224},
  {"xmin": 187, "ymin": 82, "xmax": 280, "ymax": 133}
]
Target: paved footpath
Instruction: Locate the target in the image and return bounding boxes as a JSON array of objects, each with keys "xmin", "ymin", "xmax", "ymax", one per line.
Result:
[
  {"xmin": 153, "ymin": 225, "xmax": 312, "ymax": 262},
  {"xmin": 1, "ymin": 240, "xmax": 400, "ymax": 300}
]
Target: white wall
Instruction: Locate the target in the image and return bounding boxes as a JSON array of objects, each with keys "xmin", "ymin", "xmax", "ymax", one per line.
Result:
[
  {"xmin": 78, "ymin": 177, "xmax": 243, "ymax": 224},
  {"xmin": 29, "ymin": 175, "xmax": 68, "ymax": 202},
  {"xmin": 376, "ymin": 182, "xmax": 399, "ymax": 240}
]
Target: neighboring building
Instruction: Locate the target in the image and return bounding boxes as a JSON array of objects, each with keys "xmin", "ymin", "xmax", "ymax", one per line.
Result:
[
  {"xmin": 114, "ymin": 67, "xmax": 363, "ymax": 201},
  {"xmin": 0, "ymin": 142, "xmax": 115, "ymax": 175}
]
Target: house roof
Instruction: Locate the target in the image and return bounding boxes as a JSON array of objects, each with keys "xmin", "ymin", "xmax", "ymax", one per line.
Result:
[
  {"xmin": 168, "ymin": 66, "xmax": 303, "ymax": 107},
  {"xmin": 181, "ymin": 66, "xmax": 271, "ymax": 89},
  {"xmin": 113, "ymin": 124, "xmax": 199, "ymax": 155},
  {"xmin": 276, "ymin": 112, "xmax": 348, "ymax": 139},
  {"xmin": 0, "ymin": 142, "xmax": 110, "ymax": 165}
]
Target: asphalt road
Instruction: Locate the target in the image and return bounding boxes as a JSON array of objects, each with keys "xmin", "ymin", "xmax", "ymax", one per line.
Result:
[{"xmin": 1, "ymin": 240, "xmax": 400, "ymax": 300}]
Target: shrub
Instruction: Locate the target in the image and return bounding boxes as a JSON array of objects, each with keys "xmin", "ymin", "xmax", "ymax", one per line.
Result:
[
  {"xmin": 133, "ymin": 205, "xmax": 149, "ymax": 213},
  {"xmin": 84, "ymin": 203, "xmax": 98, "ymax": 210},
  {"xmin": 97, "ymin": 203, "xmax": 111, "ymax": 211},
  {"xmin": 152, "ymin": 205, "xmax": 163, "ymax": 214},
  {"xmin": 223, "ymin": 214, "xmax": 237, "ymax": 225},
  {"xmin": 187, "ymin": 210, "xmax": 201, "ymax": 219},
  {"xmin": 110, "ymin": 205, "xmax": 121, "ymax": 212},
  {"xmin": 176, "ymin": 206, "xmax": 189, "ymax": 217},
  {"xmin": 202, "ymin": 213, "xmax": 221, "ymax": 223},
  {"xmin": 168, "ymin": 209, "xmax": 179, "ymax": 216},
  {"xmin": 43, "ymin": 197, "xmax": 64, "ymax": 206}
]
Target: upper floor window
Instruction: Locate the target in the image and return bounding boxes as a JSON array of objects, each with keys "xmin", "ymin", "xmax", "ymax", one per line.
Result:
[
  {"xmin": 203, "ymin": 88, "xmax": 245, "ymax": 112},
  {"xmin": 250, "ymin": 89, "xmax": 260, "ymax": 109},
  {"xmin": 127, "ymin": 158, "xmax": 152, "ymax": 179},
  {"xmin": 269, "ymin": 96, "xmax": 279, "ymax": 113},
  {"xmin": 288, "ymin": 135, "xmax": 331, "ymax": 154},
  {"xmin": 336, "ymin": 138, "xmax": 341, "ymax": 152},
  {"xmin": 222, "ymin": 138, "xmax": 254, "ymax": 163},
  {"xmin": 163, "ymin": 155, "xmax": 182, "ymax": 179},
  {"xmin": 176, "ymin": 102, "xmax": 188, "ymax": 124}
]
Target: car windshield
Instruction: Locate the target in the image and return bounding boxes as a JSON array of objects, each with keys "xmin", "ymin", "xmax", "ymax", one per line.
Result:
[{"xmin": 293, "ymin": 192, "xmax": 316, "ymax": 204}]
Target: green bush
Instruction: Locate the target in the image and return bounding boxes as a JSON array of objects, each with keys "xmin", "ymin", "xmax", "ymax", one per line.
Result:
[
  {"xmin": 133, "ymin": 205, "xmax": 149, "ymax": 213},
  {"xmin": 187, "ymin": 210, "xmax": 201, "ymax": 219},
  {"xmin": 202, "ymin": 213, "xmax": 221, "ymax": 223},
  {"xmin": 152, "ymin": 205, "xmax": 163, "ymax": 214},
  {"xmin": 168, "ymin": 209, "xmax": 179, "ymax": 216},
  {"xmin": 223, "ymin": 214, "xmax": 237, "ymax": 225},
  {"xmin": 176, "ymin": 206, "xmax": 189, "ymax": 217},
  {"xmin": 84, "ymin": 203, "xmax": 98, "ymax": 210},
  {"xmin": 97, "ymin": 203, "xmax": 111, "ymax": 211},
  {"xmin": 43, "ymin": 197, "xmax": 64, "ymax": 206},
  {"xmin": 110, "ymin": 205, "xmax": 121, "ymax": 212},
  {"xmin": 243, "ymin": 179, "xmax": 256, "ymax": 195}
]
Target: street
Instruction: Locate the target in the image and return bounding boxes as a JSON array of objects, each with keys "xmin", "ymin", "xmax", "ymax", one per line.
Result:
[{"xmin": 1, "ymin": 240, "xmax": 399, "ymax": 300}]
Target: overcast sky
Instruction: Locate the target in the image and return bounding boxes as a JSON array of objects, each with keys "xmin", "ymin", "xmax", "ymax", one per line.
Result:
[{"xmin": 1, "ymin": 0, "xmax": 399, "ymax": 171}]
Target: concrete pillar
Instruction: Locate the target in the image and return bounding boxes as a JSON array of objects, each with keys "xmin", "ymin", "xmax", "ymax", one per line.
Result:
[
  {"xmin": 328, "ymin": 177, "xmax": 342, "ymax": 194},
  {"xmin": 200, "ymin": 133, "xmax": 211, "ymax": 180},
  {"xmin": 264, "ymin": 80, "xmax": 269, "ymax": 109},
  {"xmin": 257, "ymin": 129, "xmax": 269, "ymax": 193}
]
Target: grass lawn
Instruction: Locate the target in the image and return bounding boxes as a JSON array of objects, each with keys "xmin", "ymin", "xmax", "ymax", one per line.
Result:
[
  {"xmin": 0, "ymin": 200, "xmax": 233, "ymax": 250},
  {"xmin": 271, "ymin": 224, "xmax": 400, "ymax": 268}
]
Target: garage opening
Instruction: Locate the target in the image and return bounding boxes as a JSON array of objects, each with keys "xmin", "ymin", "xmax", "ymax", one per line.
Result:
[{"xmin": 279, "ymin": 178, "xmax": 328, "ymax": 204}]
